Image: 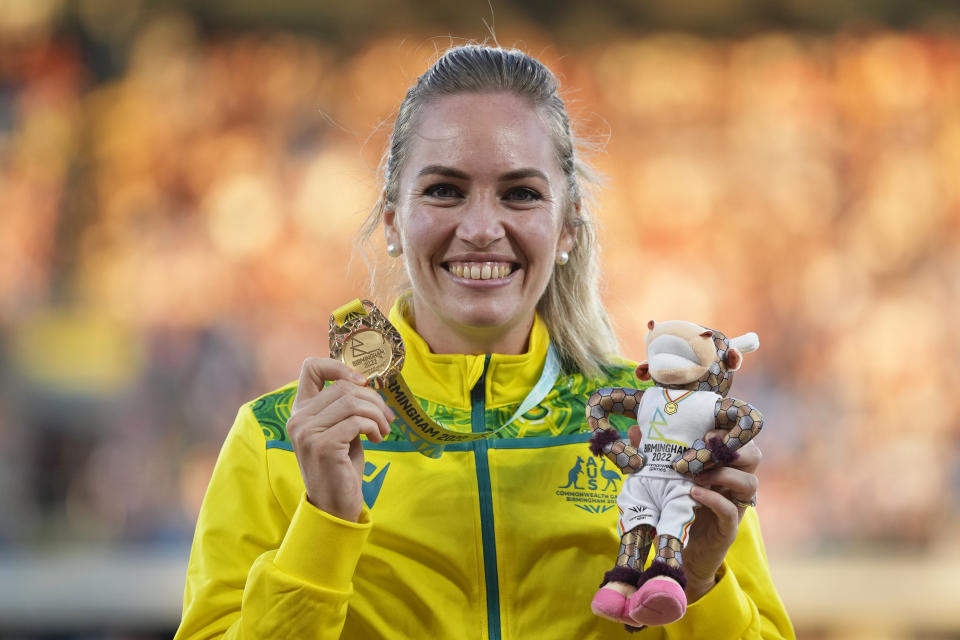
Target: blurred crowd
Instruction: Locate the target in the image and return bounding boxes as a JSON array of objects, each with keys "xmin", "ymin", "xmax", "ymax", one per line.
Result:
[{"xmin": 1, "ymin": 5, "xmax": 959, "ymax": 562}]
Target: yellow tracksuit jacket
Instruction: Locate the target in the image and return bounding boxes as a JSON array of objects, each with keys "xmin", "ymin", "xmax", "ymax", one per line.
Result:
[{"xmin": 176, "ymin": 304, "xmax": 794, "ymax": 639}]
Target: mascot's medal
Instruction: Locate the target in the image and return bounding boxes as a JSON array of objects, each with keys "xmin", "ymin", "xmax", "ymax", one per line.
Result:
[
  {"xmin": 329, "ymin": 299, "xmax": 496, "ymax": 458},
  {"xmin": 662, "ymin": 389, "xmax": 693, "ymax": 415}
]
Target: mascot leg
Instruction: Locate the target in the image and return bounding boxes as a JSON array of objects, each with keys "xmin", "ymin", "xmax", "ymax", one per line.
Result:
[
  {"xmin": 591, "ymin": 524, "xmax": 654, "ymax": 626},
  {"xmin": 627, "ymin": 534, "xmax": 688, "ymax": 626}
]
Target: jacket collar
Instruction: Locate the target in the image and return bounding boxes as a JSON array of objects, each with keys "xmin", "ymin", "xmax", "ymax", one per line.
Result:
[{"xmin": 388, "ymin": 298, "xmax": 550, "ymax": 412}]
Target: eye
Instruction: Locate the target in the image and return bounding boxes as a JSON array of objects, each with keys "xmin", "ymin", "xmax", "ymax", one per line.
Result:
[
  {"xmin": 502, "ymin": 186, "xmax": 543, "ymax": 203},
  {"xmin": 423, "ymin": 183, "xmax": 463, "ymax": 199}
]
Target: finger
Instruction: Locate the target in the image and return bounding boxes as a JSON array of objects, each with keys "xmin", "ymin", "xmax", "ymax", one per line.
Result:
[
  {"xmin": 324, "ymin": 415, "xmax": 390, "ymax": 445},
  {"xmin": 294, "ymin": 357, "xmax": 367, "ymax": 408},
  {"xmin": 292, "ymin": 394, "xmax": 393, "ymax": 441},
  {"xmin": 296, "ymin": 381, "xmax": 395, "ymax": 426},
  {"xmin": 295, "ymin": 416, "xmax": 386, "ymax": 468},
  {"xmin": 690, "ymin": 485, "xmax": 741, "ymax": 534},
  {"xmin": 693, "ymin": 466, "xmax": 759, "ymax": 505},
  {"xmin": 324, "ymin": 395, "xmax": 394, "ymax": 438},
  {"xmin": 726, "ymin": 440, "xmax": 762, "ymax": 474},
  {"xmin": 701, "ymin": 431, "xmax": 762, "ymax": 474},
  {"xmin": 628, "ymin": 424, "xmax": 642, "ymax": 448}
]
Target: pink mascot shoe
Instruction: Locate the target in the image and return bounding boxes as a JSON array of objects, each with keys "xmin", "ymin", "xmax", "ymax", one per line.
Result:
[
  {"xmin": 591, "ymin": 588, "xmax": 631, "ymax": 624},
  {"xmin": 627, "ymin": 576, "xmax": 687, "ymax": 627}
]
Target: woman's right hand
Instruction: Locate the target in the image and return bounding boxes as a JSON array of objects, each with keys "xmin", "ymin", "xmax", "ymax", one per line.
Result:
[{"xmin": 286, "ymin": 358, "xmax": 394, "ymax": 522}]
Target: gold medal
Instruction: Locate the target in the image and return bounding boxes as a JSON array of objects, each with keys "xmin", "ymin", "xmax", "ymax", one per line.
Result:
[
  {"xmin": 342, "ymin": 329, "xmax": 392, "ymax": 379},
  {"xmin": 329, "ymin": 299, "xmax": 404, "ymax": 390},
  {"xmin": 663, "ymin": 388, "xmax": 694, "ymax": 415}
]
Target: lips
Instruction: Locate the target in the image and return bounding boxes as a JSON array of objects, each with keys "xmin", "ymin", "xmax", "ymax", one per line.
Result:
[{"xmin": 445, "ymin": 261, "xmax": 515, "ymax": 280}]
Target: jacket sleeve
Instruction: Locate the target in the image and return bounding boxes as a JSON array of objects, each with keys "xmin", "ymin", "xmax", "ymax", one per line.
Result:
[
  {"xmin": 175, "ymin": 404, "xmax": 371, "ymax": 640},
  {"xmin": 664, "ymin": 508, "xmax": 795, "ymax": 639}
]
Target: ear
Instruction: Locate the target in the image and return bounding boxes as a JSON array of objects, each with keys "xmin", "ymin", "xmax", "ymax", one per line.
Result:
[
  {"xmin": 558, "ymin": 223, "xmax": 575, "ymax": 256},
  {"xmin": 556, "ymin": 200, "xmax": 580, "ymax": 253},
  {"xmin": 384, "ymin": 208, "xmax": 400, "ymax": 247},
  {"xmin": 558, "ymin": 229, "xmax": 574, "ymax": 255},
  {"xmin": 725, "ymin": 348, "xmax": 743, "ymax": 371},
  {"xmin": 635, "ymin": 362, "xmax": 651, "ymax": 381}
]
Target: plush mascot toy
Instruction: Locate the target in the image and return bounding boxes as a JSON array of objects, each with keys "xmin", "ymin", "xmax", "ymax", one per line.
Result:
[{"xmin": 585, "ymin": 320, "xmax": 763, "ymax": 628}]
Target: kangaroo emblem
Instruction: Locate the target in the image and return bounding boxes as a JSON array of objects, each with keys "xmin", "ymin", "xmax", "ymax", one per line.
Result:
[
  {"xmin": 599, "ymin": 459, "xmax": 620, "ymax": 492},
  {"xmin": 559, "ymin": 456, "xmax": 585, "ymax": 489}
]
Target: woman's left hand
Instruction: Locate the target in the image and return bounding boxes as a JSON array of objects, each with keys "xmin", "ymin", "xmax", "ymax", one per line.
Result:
[{"xmin": 629, "ymin": 426, "xmax": 762, "ymax": 603}]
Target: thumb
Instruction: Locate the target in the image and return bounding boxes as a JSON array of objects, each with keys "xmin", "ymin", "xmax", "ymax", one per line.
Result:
[
  {"xmin": 628, "ymin": 424, "xmax": 643, "ymax": 448},
  {"xmin": 293, "ymin": 357, "xmax": 367, "ymax": 409}
]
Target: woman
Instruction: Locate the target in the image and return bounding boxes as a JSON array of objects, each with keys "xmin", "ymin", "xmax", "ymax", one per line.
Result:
[{"xmin": 175, "ymin": 45, "xmax": 794, "ymax": 639}]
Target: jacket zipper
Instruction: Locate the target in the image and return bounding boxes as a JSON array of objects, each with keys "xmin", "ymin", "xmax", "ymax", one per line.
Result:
[{"xmin": 471, "ymin": 354, "xmax": 500, "ymax": 640}]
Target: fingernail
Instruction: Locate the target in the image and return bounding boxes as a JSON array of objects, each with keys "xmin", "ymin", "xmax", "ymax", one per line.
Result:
[{"xmin": 351, "ymin": 372, "xmax": 366, "ymax": 384}]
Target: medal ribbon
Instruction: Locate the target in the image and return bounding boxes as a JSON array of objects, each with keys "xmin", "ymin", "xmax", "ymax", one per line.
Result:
[
  {"xmin": 330, "ymin": 299, "xmax": 560, "ymax": 458},
  {"xmin": 663, "ymin": 388, "xmax": 695, "ymax": 414},
  {"xmin": 663, "ymin": 388, "xmax": 695, "ymax": 404}
]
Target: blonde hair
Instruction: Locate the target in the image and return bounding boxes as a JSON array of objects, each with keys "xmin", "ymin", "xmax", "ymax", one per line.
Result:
[{"xmin": 357, "ymin": 45, "xmax": 618, "ymax": 376}]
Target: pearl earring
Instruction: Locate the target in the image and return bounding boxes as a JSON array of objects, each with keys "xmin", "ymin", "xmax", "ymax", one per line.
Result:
[
  {"xmin": 387, "ymin": 243, "xmax": 402, "ymax": 258},
  {"xmin": 556, "ymin": 251, "xmax": 569, "ymax": 265}
]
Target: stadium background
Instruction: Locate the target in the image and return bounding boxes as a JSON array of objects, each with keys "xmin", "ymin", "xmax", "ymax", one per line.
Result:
[{"xmin": 1, "ymin": 0, "xmax": 959, "ymax": 638}]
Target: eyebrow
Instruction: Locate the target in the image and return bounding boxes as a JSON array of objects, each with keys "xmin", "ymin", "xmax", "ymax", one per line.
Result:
[
  {"xmin": 416, "ymin": 165, "xmax": 470, "ymax": 180},
  {"xmin": 415, "ymin": 165, "xmax": 550, "ymax": 183}
]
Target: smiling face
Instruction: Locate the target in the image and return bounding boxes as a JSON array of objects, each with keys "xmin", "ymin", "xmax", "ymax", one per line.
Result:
[{"xmin": 384, "ymin": 92, "xmax": 574, "ymax": 355}]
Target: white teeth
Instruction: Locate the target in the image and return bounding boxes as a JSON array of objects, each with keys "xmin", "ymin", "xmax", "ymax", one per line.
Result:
[{"xmin": 447, "ymin": 262, "xmax": 513, "ymax": 280}]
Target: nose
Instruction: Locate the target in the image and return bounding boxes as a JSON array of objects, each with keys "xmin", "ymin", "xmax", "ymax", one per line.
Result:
[{"xmin": 455, "ymin": 194, "xmax": 505, "ymax": 248}]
